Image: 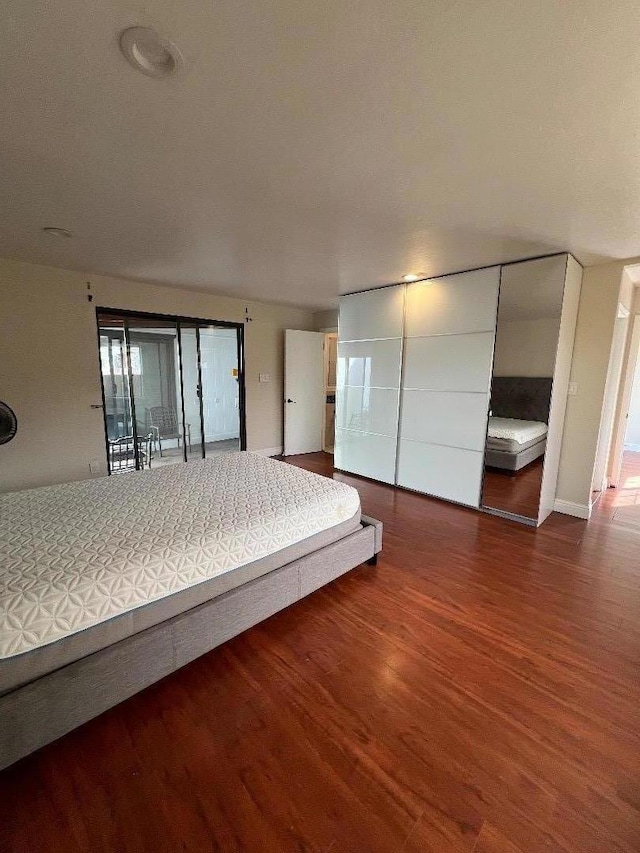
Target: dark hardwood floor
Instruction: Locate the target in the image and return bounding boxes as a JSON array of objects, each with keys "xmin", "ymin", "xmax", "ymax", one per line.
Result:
[{"xmin": 2, "ymin": 453, "xmax": 640, "ymax": 852}]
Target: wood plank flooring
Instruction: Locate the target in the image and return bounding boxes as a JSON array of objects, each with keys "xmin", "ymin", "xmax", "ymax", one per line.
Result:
[{"xmin": 1, "ymin": 453, "xmax": 640, "ymax": 852}]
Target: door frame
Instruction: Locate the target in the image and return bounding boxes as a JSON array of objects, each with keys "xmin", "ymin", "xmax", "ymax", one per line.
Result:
[
  {"xmin": 95, "ymin": 307, "xmax": 247, "ymax": 473},
  {"xmin": 591, "ymin": 305, "xmax": 630, "ymax": 493},
  {"xmin": 609, "ymin": 312, "xmax": 640, "ymax": 486},
  {"xmin": 322, "ymin": 332, "xmax": 337, "ymax": 453}
]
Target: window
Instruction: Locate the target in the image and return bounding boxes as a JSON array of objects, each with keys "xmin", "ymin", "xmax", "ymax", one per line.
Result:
[{"xmin": 100, "ymin": 343, "xmax": 142, "ymax": 376}]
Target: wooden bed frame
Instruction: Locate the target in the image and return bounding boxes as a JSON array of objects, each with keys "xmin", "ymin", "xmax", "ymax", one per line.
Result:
[{"xmin": 0, "ymin": 515, "xmax": 382, "ymax": 771}]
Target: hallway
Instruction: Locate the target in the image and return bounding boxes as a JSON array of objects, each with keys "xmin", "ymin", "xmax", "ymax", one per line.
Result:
[{"xmin": 595, "ymin": 451, "xmax": 640, "ymax": 532}]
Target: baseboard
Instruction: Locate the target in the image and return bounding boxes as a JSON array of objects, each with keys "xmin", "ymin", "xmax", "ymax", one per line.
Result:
[
  {"xmin": 553, "ymin": 499, "xmax": 592, "ymax": 520},
  {"xmin": 251, "ymin": 446, "xmax": 283, "ymax": 457},
  {"xmin": 596, "ymin": 474, "xmax": 608, "ymax": 494}
]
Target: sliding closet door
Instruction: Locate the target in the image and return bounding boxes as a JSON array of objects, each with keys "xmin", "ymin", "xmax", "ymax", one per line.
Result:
[
  {"xmin": 396, "ymin": 268, "xmax": 500, "ymax": 506},
  {"xmin": 335, "ymin": 286, "xmax": 404, "ymax": 484}
]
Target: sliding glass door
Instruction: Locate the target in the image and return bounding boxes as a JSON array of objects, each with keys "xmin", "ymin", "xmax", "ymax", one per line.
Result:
[
  {"xmin": 199, "ymin": 325, "xmax": 241, "ymax": 453},
  {"xmin": 97, "ymin": 310, "xmax": 245, "ymax": 474}
]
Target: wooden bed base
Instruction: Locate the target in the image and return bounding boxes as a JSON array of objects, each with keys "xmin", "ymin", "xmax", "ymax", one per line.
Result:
[{"xmin": 0, "ymin": 515, "xmax": 382, "ymax": 771}]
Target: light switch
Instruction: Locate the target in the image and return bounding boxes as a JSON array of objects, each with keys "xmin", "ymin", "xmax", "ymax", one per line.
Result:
[
  {"xmin": 259, "ymin": 373, "xmax": 271, "ymax": 383},
  {"xmin": 568, "ymin": 381, "xmax": 578, "ymax": 396}
]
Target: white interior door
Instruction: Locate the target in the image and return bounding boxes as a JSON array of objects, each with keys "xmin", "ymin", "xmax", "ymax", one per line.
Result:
[{"xmin": 284, "ymin": 330, "xmax": 324, "ymax": 455}]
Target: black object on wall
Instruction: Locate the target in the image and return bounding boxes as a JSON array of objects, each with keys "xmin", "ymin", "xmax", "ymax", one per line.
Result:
[{"xmin": 0, "ymin": 402, "xmax": 17, "ymax": 445}]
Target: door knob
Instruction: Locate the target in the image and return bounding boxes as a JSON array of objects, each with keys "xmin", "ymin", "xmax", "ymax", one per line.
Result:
[{"xmin": 286, "ymin": 398, "xmax": 296, "ymax": 403}]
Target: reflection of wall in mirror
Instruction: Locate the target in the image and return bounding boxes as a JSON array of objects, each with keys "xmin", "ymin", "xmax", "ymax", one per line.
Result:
[{"xmin": 493, "ymin": 317, "xmax": 560, "ymax": 378}]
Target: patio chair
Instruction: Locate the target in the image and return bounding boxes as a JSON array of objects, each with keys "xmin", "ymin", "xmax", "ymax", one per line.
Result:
[{"xmin": 147, "ymin": 406, "xmax": 191, "ymax": 457}]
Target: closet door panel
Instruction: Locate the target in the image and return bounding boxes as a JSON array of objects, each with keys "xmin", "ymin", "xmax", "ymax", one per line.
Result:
[
  {"xmin": 403, "ymin": 333, "xmax": 495, "ymax": 393},
  {"xmin": 334, "ymin": 429, "xmax": 397, "ymax": 484},
  {"xmin": 396, "ymin": 440, "xmax": 484, "ymax": 507},
  {"xmin": 337, "ymin": 285, "xmax": 404, "ymax": 483},
  {"xmin": 404, "ymin": 268, "xmax": 500, "ymax": 337},
  {"xmin": 339, "ymin": 286, "xmax": 405, "ymax": 342},
  {"xmin": 335, "ymin": 387, "xmax": 400, "ymax": 436},
  {"xmin": 400, "ymin": 391, "xmax": 489, "ymax": 451},
  {"xmin": 337, "ymin": 339, "xmax": 403, "ymax": 390}
]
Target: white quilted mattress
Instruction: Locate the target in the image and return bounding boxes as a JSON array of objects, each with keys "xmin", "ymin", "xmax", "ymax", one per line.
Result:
[
  {"xmin": 487, "ymin": 417, "xmax": 547, "ymax": 445},
  {"xmin": 0, "ymin": 452, "xmax": 360, "ymax": 659}
]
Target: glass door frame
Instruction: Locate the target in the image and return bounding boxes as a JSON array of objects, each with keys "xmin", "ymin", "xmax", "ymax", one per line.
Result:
[{"xmin": 95, "ymin": 307, "xmax": 247, "ymax": 473}]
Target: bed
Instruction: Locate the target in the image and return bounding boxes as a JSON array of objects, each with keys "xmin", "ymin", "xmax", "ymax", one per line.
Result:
[
  {"xmin": 0, "ymin": 452, "xmax": 382, "ymax": 770},
  {"xmin": 484, "ymin": 377, "xmax": 552, "ymax": 471}
]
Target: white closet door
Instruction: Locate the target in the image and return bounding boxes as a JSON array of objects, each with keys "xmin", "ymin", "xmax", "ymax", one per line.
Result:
[
  {"xmin": 397, "ymin": 268, "xmax": 500, "ymax": 506},
  {"xmin": 400, "ymin": 390, "xmax": 490, "ymax": 451},
  {"xmin": 397, "ymin": 441, "xmax": 486, "ymax": 507},
  {"xmin": 403, "ymin": 333, "xmax": 495, "ymax": 393},
  {"xmin": 335, "ymin": 386, "xmax": 400, "ymax": 436},
  {"xmin": 404, "ymin": 268, "xmax": 500, "ymax": 337},
  {"xmin": 334, "ymin": 429, "xmax": 398, "ymax": 484},
  {"xmin": 335, "ymin": 285, "xmax": 404, "ymax": 484},
  {"xmin": 337, "ymin": 339, "xmax": 403, "ymax": 389},
  {"xmin": 339, "ymin": 287, "xmax": 405, "ymax": 342}
]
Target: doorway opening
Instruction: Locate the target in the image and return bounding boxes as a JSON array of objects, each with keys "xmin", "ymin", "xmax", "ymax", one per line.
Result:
[
  {"xmin": 96, "ymin": 309, "xmax": 246, "ymax": 474},
  {"xmin": 590, "ymin": 302, "xmax": 630, "ymax": 505},
  {"xmin": 608, "ymin": 317, "xmax": 640, "ymax": 526},
  {"xmin": 323, "ymin": 332, "xmax": 337, "ymax": 453}
]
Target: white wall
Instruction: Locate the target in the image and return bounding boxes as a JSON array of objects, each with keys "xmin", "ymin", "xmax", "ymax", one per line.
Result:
[
  {"xmin": 0, "ymin": 258, "xmax": 314, "ymax": 492},
  {"xmin": 493, "ymin": 317, "xmax": 561, "ymax": 377},
  {"xmin": 538, "ymin": 255, "xmax": 581, "ymax": 523}
]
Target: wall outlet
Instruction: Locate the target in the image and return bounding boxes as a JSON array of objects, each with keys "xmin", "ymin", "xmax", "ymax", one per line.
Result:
[
  {"xmin": 89, "ymin": 459, "xmax": 106, "ymax": 475},
  {"xmin": 259, "ymin": 373, "xmax": 271, "ymax": 383},
  {"xmin": 568, "ymin": 381, "xmax": 578, "ymax": 396}
]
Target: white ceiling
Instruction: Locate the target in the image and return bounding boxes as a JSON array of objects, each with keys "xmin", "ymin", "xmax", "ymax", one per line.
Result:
[{"xmin": 2, "ymin": 1, "xmax": 640, "ymax": 309}]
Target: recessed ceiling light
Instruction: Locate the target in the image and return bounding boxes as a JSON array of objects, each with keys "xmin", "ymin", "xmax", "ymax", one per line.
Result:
[
  {"xmin": 120, "ymin": 26, "xmax": 183, "ymax": 79},
  {"xmin": 43, "ymin": 227, "xmax": 72, "ymax": 238},
  {"xmin": 403, "ymin": 273, "xmax": 426, "ymax": 282}
]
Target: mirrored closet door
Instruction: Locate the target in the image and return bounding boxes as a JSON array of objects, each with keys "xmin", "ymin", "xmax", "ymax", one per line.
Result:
[{"xmin": 480, "ymin": 255, "xmax": 576, "ymax": 524}]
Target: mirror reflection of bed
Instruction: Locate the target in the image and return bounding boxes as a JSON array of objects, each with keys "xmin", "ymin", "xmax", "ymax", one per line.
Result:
[
  {"xmin": 481, "ymin": 377, "xmax": 552, "ymax": 519},
  {"xmin": 481, "ymin": 256, "xmax": 565, "ymax": 524}
]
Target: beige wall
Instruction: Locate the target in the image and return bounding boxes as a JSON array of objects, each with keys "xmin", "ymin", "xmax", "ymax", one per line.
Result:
[
  {"xmin": 3, "ymin": 252, "xmax": 638, "ymax": 513},
  {"xmin": 313, "ymin": 309, "xmax": 338, "ymax": 331},
  {"xmin": 556, "ymin": 259, "xmax": 639, "ymax": 508},
  {"xmin": 0, "ymin": 258, "xmax": 314, "ymax": 493},
  {"xmin": 493, "ymin": 317, "xmax": 561, "ymax": 378}
]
